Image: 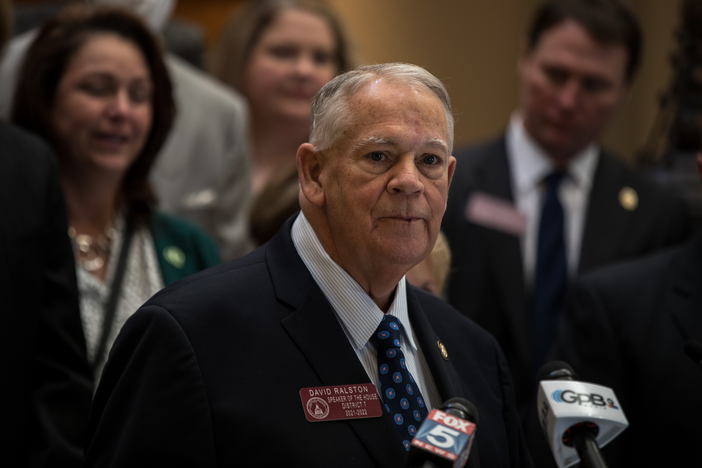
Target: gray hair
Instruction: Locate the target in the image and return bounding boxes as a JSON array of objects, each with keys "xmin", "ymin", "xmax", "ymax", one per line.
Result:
[{"xmin": 309, "ymin": 63, "xmax": 454, "ymax": 153}]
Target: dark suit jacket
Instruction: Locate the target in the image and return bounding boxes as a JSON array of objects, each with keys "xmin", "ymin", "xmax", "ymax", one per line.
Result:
[
  {"xmin": 0, "ymin": 122, "xmax": 92, "ymax": 467},
  {"xmin": 441, "ymin": 136, "xmax": 691, "ymax": 416},
  {"xmin": 528, "ymin": 235, "xmax": 702, "ymax": 467},
  {"xmin": 84, "ymin": 217, "xmax": 533, "ymax": 468}
]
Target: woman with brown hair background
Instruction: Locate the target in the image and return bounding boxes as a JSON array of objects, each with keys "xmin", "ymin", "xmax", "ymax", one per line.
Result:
[{"xmin": 12, "ymin": 5, "xmax": 220, "ymax": 382}]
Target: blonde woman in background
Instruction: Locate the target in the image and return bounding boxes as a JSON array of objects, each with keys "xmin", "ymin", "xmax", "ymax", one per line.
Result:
[{"xmin": 210, "ymin": 0, "xmax": 357, "ymax": 245}]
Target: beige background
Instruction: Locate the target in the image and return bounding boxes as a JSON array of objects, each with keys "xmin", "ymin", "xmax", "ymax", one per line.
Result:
[
  {"xmin": 325, "ymin": 0, "xmax": 680, "ymax": 162},
  {"xmin": 168, "ymin": 0, "xmax": 683, "ymax": 162},
  {"xmin": 12, "ymin": 0, "xmax": 682, "ymax": 160}
]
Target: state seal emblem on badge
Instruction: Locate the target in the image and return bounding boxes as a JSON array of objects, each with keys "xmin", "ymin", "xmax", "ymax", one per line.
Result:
[{"xmin": 306, "ymin": 397, "xmax": 330, "ymax": 419}]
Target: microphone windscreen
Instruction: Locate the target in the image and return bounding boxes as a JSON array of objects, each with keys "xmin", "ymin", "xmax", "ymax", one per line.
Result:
[
  {"xmin": 442, "ymin": 397, "xmax": 479, "ymax": 425},
  {"xmin": 537, "ymin": 361, "xmax": 580, "ymax": 382}
]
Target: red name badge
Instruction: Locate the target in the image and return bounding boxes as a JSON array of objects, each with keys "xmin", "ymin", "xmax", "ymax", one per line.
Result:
[{"xmin": 300, "ymin": 384, "xmax": 383, "ymax": 422}]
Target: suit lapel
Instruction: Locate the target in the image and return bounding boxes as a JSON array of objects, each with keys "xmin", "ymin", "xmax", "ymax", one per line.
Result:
[
  {"xmin": 475, "ymin": 139, "xmax": 531, "ymax": 370},
  {"xmin": 579, "ymin": 153, "xmax": 629, "ymax": 273},
  {"xmin": 267, "ymin": 220, "xmax": 407, "ymax": 466},
  {"xmin": 406, "ymin": 288, "xmax": 482, "ymax": 468},
  {"xmin": 407, "ymin": 290, "xmax": 466, "ymax": 402}
]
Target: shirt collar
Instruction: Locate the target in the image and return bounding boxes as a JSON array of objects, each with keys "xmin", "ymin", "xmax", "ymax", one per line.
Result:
[
  {"xmin": 507, "ymin": 113, "xmax": 599, "ymax": 195},
  {"xmin": 291, "ymin": 212, "xmax": 416, "ymax": 351}
]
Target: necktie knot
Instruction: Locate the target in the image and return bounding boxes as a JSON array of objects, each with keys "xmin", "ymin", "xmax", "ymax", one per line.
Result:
[
  {"xmin": 370, "ymin": 315, "xmax": 402, "ymax": 350},
  {"xmin": 544, "ymin": 170, "xmax": 567, "ymax": 192}
]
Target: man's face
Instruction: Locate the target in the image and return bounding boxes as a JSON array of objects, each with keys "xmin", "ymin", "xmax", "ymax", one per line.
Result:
[
  {"xmin": 519, "ymin": 20, "xmax": 629, "ymax": 164},
  {"xmin": 319, "ymin": 80, "xmax": 455, "ymax": 276}
]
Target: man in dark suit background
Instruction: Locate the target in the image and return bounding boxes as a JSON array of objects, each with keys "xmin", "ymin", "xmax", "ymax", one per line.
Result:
[
  {"xmin": 0, "ymin": 3, "xmax": 92, "ymax": 465},
  {"xmin": 84, "ymin": 63, "xmax": 533, "ymax": 467},
  {"xmin": 532, "ymin": 152, "xmax": 702, "ymax": 467},
  {"xmin": 442, "ymin": 0, "xmax": 691, "ymax": 423}
]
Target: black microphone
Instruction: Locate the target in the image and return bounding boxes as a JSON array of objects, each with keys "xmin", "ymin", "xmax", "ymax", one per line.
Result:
[
  {"xmin": 537, "ymin": 361, "xmax": 628, "ymax": 468},
  {"xmin": 406, "ymin": 397, "xmax": 479, "ymax": 468},
  {"xmin": 683, "ymin": 340, "xmax": 702, "ymax": 370}
]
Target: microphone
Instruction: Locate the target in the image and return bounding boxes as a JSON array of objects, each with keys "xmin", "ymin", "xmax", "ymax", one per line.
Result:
[
  {"xmin": 683, "ymin": 340, "xmax": 702, "ymax": 369},
  {"xmin": 537, "ymin": 361, "xmax": 628, "ymax": 468},
  {"xmin": 406, "ymin": 398, "xmax": 478, "ymax": 468}
]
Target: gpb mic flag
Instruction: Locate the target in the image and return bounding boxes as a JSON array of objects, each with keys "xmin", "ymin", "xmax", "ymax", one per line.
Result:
[
  {"xmin": 407, "ymin": 398, "xmax": 478, "ymax": 468},
  {"xmin": 537, "ymin": 361, "xmax": 628, "ymax": 468}
]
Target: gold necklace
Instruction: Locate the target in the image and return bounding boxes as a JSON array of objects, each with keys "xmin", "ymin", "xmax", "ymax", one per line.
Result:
[{"xmin": 68, "ymin": 225, "xmax": 116, "ymax": 272}]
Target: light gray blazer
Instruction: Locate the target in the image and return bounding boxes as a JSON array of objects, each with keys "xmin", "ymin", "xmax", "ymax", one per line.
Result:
[{"xmin": 152, "ymin": 55, "xmax": 253, "ymax": 261}]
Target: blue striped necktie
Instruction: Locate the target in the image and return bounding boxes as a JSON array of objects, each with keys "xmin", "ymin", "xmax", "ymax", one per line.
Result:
[{"xmin": 370, "ymin": 315, "xmax": 428, "ymax": 451}]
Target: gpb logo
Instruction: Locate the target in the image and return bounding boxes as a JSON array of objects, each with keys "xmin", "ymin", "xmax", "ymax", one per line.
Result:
[
  {"xmin": 551, "ymin": 390, "xmax": 619, "ymax": 409},
  {"xmin": 551, "ymin": 390, "xmax": 565, "ymax": 403}
]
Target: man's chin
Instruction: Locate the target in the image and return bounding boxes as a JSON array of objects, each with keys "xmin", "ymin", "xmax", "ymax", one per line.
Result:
[
  {"xmin": 539, "ymin": 137, "xmax": 583, "ymax": 164},
  {"xmin": 371, "ymin": 243, "xmax": 430, "ymax": 270}
]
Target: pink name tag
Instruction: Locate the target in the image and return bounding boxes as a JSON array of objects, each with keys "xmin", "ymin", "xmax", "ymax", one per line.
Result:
[
  {"xmin": 300, "ymin": 384, "xmax": 383, "ymax": 422},
  {"xmin": 465, "ymin": 191, "xmax": 527, "ymax": 237}
]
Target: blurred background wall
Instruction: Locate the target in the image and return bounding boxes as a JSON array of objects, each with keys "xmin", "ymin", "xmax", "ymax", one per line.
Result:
[{"xmin": 13, "ymin": 0, "xmax": 684, "ymax": 162}]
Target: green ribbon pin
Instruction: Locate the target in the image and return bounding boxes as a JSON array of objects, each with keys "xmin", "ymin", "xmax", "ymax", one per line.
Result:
[{"xmin": 163, "ymin": 246, "xmax": 185, "ymax": 269}]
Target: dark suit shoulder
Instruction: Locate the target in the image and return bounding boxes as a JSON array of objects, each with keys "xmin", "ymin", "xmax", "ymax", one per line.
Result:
[
  {"xmin": 0, "ymin": 120, "xmax": 50, "ymax": 153},
  {"xmin": 578, "ymin": 150, "xmax": 691, "ymax": 271},
  {"xmin": 572, "ymin": 241, "xmax": 684, "ymax": 320},
  {"xmin": 452, "ymin": 136, "xmax": 507, "ymax": 181},
  {"xmin": 578, "ymin": 241, "xmax": 680, "ymax": 292},
  {"xmin": 597, "ymin": 151, "xmax": 686, "ymax": 211},
  {"xmin": 146, "ymin": 245, "xmax": 268, "ymax": 309},
  {"xmin": 0, "ymin": 122, "xmax": 57, "ymax": 183},
  {"xmin": 86, "ymin": 303, "xmax": 217, "ymax": 466},
  {"xmin": 445, "ymin": 135, "xmax": 511, "ymax": 233}
]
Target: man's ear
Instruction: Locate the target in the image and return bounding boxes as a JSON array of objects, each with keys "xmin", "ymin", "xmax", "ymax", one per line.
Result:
[
  {"xmin": 298, "ymin": 143, "xmax": 326, "ymax": 207},
  {"xmin": 444, "ymin": 155, "xmax": 457, "ymax": 211},
  {"xmin": 446, "ymin": 155, "xmax": 457, "ymax": 188}
]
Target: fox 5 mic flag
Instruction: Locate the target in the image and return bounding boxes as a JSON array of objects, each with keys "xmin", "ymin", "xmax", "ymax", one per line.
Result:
[{"xmin": 410, "ymin": 408, "xmax": 476, "ymax": 467}]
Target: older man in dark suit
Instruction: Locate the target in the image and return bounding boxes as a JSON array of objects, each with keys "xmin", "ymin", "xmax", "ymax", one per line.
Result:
[
  {"xmin": 442, "ymin": 0, "xmax": 691, "ymax": 421},
  {"xmin": 84, "ymin": 63, "xmax": 533, "ymax": 467}
]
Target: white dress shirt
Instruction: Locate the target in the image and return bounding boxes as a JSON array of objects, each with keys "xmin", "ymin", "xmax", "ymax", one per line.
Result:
[
  {"xmin": 506, "ymin": 113, "xmax": 599, "ymax": 287},
  {"xmin": 291, "ymin": 212, "xmax": 442, "ymax": 410}
]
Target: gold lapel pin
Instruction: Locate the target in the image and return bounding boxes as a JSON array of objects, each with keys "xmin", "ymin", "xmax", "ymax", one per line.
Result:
[
  {"xmin": 437, "ymin": 340, "xmax": 449, "ymax": 361},
  {"xmin": 619, "ymin": 187, "xmax": 638, "ymax": 211}
]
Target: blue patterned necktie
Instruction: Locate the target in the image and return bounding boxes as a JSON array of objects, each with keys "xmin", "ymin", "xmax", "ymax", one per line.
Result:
[
  {"xmin": 531, "ymin": 171, "xmax": 568, "ymax": 378},
  {"xmin": 370, "ymin": 315, "xmax": 428, "ymax": 451}
]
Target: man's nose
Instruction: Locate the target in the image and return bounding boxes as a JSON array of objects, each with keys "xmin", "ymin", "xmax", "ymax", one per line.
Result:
[
  {"xmin": 387, "ymin": 157, "xmax": 424, "ymax": 194},
  {"xmin": 556, "ymin": 80, "xmax": 580, "ymax": 110}
]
